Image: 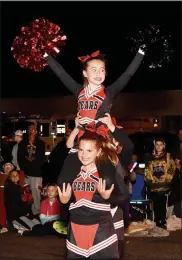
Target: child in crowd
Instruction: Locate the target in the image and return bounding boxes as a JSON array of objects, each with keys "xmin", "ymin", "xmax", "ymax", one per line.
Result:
[
  {"xmin": 21, "ymin": 183, "xmax": 68, "ymax": 236},
  {"xmin": 4, "ymin": 170, "xmax": 35, "ymax": 231}
]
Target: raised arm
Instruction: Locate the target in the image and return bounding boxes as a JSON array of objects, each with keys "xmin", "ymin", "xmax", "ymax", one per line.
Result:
[
  {"xmin": 66, "ymin": 128, "xmax": 79, "ymax": 148},
  {"xmin": 44, "ymin": 53, "xmax": 83, "ymax": 97},
  {"xmin": 66, "ymin": 114, "xmax": 81, "ymax": 148},
  {"xmin": 106, "ymin": 49, "xmax": 145, "ymax": 99}
]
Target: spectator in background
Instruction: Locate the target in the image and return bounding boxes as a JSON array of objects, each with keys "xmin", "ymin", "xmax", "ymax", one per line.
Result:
[
  {"xmin": 129, "ymin": 154, "xmax": 138, "ymax": 192},
  {"xmin": 4, "ymin": 170, "xmax": 34, "ymax": 231},
  {"xmin": 46, "ymin": 129, "xmax": 72, "ymax": 183},
  {"xmin": 18, "ymin": 124, "xmax": 45, "ymax": 217},
  {"xmin": 20, "ymin": 183, "xmax": 68, "ymax": 237},
  {"xmin": 168, "ymin": 129, "xmax": 182, "ymax": 218},
  {"xmin": 145, "ymin": 139, "xmax": 176, "ymax": 229},
  {"xmin": 131, "ymin": 154, "xmax": 137, "ymax": 164},
  {"xmin": 168, "ymin": 159, "xmax": 181, "ymax": 218},
  {"xmin": 130, "ymin": 154, "xmax": 145, "ymax": 198},
  {"xmin": 122, "ymin": 156, "xmax": 137, "ymax": 234},
  {"xmin": 128, "ymin": 156, "xmax": 137, "ymax": 195},
  {"xmin": 170, "ymin": 129, "xmax": 182, "ymax": 164},
  {"xmin": 12, "ymin": 130, "xmax": 23, "ymax": 171},
  {"xmin": 0, "ymin": 139, "xmax": 12, "ymax": 167},
  {"xmin": 0, "ymin": 162, "xmax": 14, "ymax": 232}
]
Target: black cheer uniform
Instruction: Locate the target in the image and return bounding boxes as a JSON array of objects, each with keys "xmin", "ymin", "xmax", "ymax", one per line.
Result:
[
  {"xmin": 111, "ymin": 127, "xmax": 134, "ymax": 260},
  {"xmin": 57, "ymin": 128, "xmax": 132, "ymax": 246},
  {"xmin": 59, "ymin": 162, "xmax": 127, "ymax": 260}
]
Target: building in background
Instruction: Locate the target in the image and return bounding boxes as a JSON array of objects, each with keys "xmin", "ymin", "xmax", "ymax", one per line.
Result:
[{"xmin": 1, "ymin": 90, "xmax": 182, "ymax": 152}]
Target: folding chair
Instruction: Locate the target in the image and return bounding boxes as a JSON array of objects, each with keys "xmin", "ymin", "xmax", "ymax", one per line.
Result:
[{"xmin": 130, "ymin": 173, "xmax": 153, "ymax": 221}]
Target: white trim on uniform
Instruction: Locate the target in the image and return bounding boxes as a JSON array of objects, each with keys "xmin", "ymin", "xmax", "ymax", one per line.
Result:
[
  {"xmin": 69, "ymin": 198, "xmax": 111, "ymax": 211},
  {"xmin": 114, "ymin": 220, "xmax": 124, "ymax": 230},
  {"xmin": 67, "ymin": 234, "xmax": 118, "ymax": 258}
]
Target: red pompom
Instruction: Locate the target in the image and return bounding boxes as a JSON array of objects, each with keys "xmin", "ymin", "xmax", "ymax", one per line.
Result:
[{"xmin": 11, "ymin": 17, "xmax": 67, "ymax": 72}]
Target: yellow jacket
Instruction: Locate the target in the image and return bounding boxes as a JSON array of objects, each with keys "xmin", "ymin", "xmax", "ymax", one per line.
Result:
[{"xmin": 144, "ymin": 153, "xmax": 176, "ymax": 192}]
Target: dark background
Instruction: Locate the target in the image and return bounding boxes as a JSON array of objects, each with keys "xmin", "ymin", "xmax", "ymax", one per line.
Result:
[{"xmin": 1, "ymin": 1, "xmax": 181, "ymax": 98}]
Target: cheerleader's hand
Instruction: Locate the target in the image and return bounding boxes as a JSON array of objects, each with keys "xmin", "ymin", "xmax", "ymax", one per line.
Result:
[
  {"xmin": 97, "ymin": 178, "xmax": 114, "ymax": 200},
  {"xmin": 98, "ymin": 113, "xmax": 115, "ymax": 132},
  {"xmin": 138, "ymin": 44, "xmax": 146, "ymax": 55},
  {"xmin": 43, "ymin": 47, "xmax": 60, "ymax": 58},
  {"xmin": 75, "ymin": 112, "xmax": 82, "ymax": 128},
  {"xmin": 57, "ymin": 183, "xmax": 72, "ymax": 204},
  {"xmin": 43, "ymin": 52, "xmax": 48, "ymax": 58}
]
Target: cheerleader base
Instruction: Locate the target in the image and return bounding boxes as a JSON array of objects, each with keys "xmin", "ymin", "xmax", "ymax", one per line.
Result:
[
  {"xmin": 111, "ymin": 207, "xmax": 124, "ymax": 260},
  {"xmin": 66, "ymin": 216, "xmax": 119, "ymax": 259}
]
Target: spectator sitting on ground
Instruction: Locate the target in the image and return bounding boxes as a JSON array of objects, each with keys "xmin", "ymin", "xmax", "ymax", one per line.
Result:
[
  {"xmin": 4, "ymin": 170, "xmax": 36, "ymax": 231},
  {"xmin": 20, "ymin": 183, "xmax": 68, "ymax": 236}
]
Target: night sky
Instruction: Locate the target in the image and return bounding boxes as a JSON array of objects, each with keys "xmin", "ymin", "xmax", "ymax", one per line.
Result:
[{"xmin": 1, "ymin": 1, "xmax": 181, "ymax": 98}]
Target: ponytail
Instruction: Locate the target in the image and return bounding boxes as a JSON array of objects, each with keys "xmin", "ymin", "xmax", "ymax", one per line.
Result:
[
  {"xmin": 79, "ymin": 132, "xmax": 118, "ymax": 167},
  {"xmin": 97, "ymin": 137, "xmax": 118, "ymax": 167}
]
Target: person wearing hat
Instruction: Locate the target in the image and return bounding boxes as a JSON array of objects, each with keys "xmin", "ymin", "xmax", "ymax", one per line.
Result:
[{"xmin": 12, "ymin": 130, "xmax": 23, "ymax": 171}]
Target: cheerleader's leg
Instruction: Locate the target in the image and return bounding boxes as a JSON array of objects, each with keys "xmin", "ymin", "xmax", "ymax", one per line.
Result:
[
  {"xmin": 66, "ymin": 222, "xmax": 99, "ymax": 259},
  {"xmin": 91, "ymin": 217, "xmax": 119, "ymax": 260},
  {"xmin": 112, "ymin": 207, "xmax": 124, "ymax": 260},
  {"xmin": 67, "ymin": 218, "xmax": 119, "ymax": 260},
  {"xmin": 57, "ymin": 152, "xmax": 81, "ymax": 188}
]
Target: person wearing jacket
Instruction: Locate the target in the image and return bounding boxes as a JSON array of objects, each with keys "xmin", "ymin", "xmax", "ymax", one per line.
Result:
[
  {"xmin": 144, "ymin": 138, "xmax": 176, "ymax": 229},
  {"xmin": 4, "ymin": 170, "xmax": 32, "ymax": 230},
  {"xmin": 18, "ymin": 124, "xmax": 45, "ymax": 216},
  {"xmin": 12, "ymin": 130, "xmax": 23, "ymax": 171}
]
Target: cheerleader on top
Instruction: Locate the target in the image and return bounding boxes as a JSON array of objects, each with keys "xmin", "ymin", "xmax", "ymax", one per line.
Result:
[{"xmin": 44, "ymin": 48, "xmax": 145, "ymax": 125}]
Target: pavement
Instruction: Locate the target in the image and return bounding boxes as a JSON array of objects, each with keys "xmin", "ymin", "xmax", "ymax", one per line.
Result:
[{"xmin": 0, "ymin": 230, "xmax": 181, "ymax": 260}]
